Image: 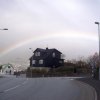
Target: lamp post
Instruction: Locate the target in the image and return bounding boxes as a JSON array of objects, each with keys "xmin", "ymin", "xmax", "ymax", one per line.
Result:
[
  {"xmin": 0, "ymin": 28, "xmax": 8, "ymax": 30},
  {"xmin": 95, "ymin": 21, "xmax": 100, "ymax": 80}
]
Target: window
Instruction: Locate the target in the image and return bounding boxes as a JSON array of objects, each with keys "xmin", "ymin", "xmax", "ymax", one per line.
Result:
[
  {"xmin": 8, "ymin": 65, "xmax": 11, "ymax": 68},
  {"xmin": 35, "ymin": 52, "xmax": 40, "ymax": 56},
  {"xmin": 52, "ymin": 52, "xmax": 55, "ymax": 57},
  {"xmin": 59, "ymin": 61, "xmax": 62, "ymax": 63},
  {"xmin": 35, "ymin": 52, "xmax": 38, "ymax": 56},
  {"xmin": 32, "ymin": 60, "xmax": 35, "ymax": 64},
  {"xmin": 39, "ymin": 59, "xmax": 43, "ymax": 64},
  {"xmin": 38, "ymin": 52, "xmax": 40, "ymax": 56}
]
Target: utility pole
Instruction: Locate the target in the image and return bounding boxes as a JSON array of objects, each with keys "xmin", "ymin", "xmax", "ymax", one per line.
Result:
[
  {"xmin": 95, "ymin": 22, "xmax": 100, "ymax": 80},
  {"xmin": 0, "ymin": 28, "xmax": 8, "ymax": 30}
]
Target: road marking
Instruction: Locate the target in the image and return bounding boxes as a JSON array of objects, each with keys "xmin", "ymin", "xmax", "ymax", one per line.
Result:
[
  {"xmin": 3, "ymin": 78, "xmax": 28, "ymax": 93},
  {"xmin": 70, "ymin": 78, "xmax": 74, "ymax": 80},
  {"xmin": 4, "ymin": 85, "xmax": 21, "ymax": 92},
  {"xmin": 21, "ymin": 78, "xmax": 28, "ymax": 85}
]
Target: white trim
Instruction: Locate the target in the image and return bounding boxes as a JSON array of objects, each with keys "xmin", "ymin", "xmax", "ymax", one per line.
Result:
[
  {"xmin": 39, "ymin": 59, "xmax": 43, "ymax": 64},
  {"xmin": 52, "ymin": 52, "xmax": 55, "ymax": 57},
  {"xmin": 32, "ymin": 60, "xmax": 35, "ymax": 64}
]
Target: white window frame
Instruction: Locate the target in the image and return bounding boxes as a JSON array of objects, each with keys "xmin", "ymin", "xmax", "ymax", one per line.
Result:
[
  {"xmin": 35, "ymin": 52, "xmax": 40, "ymax": 56},
  {"xmin": 35, "ymin": 52, "xmax": 38, "ymax": 56},
  {"xmin": 59, "ymin": 60, "xmax": 62, "ymax": 63},
  {"xmin": 38, "ymin": 52, "xmax": 40, "ymax": 56},
  {"xmin": 32, "ymin": 60, "xmax": 35, "ymax": 64},
  {"xmin": 39, "ymin": 59, "xmax": 43, "ymax": 64},
  {"xmin": 52, "ymin": 52, "xmax": 55, "ymax": 57}
]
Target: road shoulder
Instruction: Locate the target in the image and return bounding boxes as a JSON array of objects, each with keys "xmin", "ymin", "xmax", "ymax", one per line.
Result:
[{"xmin": 77, "ymin": 78, "xmax": 99, "ymax": 100}]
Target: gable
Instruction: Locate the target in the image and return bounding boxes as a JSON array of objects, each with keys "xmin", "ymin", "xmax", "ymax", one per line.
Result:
[
  {"xmin": 2, "ymin": 64, "xmax": 14, "ymax": 72},
  {"xmin": 30, "ymin": 48, "xmax": 62, "ymax": 60},
  {"xmin": 34, "ymin": 48, "xmax": 45, "ymax": 53},
  {"xmin": 51, "ymin": 49, "xmax": 62, "ymax": 54},
  {"xmin": 33, "ymin": 48, "xmax": 62, "ymax": 54}
]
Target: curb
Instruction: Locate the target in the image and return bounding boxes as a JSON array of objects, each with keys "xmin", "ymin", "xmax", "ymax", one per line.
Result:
[{"xmin": 77, "ymin": 80, "xmax": 97, "ymax": 100}]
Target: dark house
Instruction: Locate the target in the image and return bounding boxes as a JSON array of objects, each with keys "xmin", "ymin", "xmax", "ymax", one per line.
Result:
[{"xmin": 29, "ymin": 48, "xmax": 64, "ymax": 68}]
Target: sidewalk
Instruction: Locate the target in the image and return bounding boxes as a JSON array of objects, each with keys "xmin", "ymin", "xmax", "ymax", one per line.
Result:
[
  {"xmin": 0, "ymin": 73, "xmax": 5, "ymax": 78},
  {"xmin": 78, "ymin": 78, "xmax": 100, "ymax": 100},
  {"xmin": 0, "ymin": 73, "xmax": 26, "ymax": 78},
  {"xmin": 0, "ymin": 73, "xmax": 16, "ymax": 78}
]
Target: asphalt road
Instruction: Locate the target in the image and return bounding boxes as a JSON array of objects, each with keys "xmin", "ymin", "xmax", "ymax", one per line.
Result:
[{"xmin": 0, "ymin": 77, "xmax": 96, "ymax": 100}]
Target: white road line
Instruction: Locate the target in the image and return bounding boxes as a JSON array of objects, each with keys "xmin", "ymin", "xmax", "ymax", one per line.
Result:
[
  {"xmin": 4, "ymin": 78, "xmax": 28, "ymax": 93},
  {"xmin": 70, "ymin": 78, "xmax": 74, "ymax": 80},
  {"xmin": 4, "ymin": 85, "xmax": 21, "ymax": 92},
  {"xmin": 21, "ymin": 78, "xmax": 28, "ymax": 85}
]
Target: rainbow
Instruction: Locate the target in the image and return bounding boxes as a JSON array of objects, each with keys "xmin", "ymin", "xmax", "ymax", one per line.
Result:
[{"xmin": 0, "ymin": 31, "xmax": 98, "ymax": 57}]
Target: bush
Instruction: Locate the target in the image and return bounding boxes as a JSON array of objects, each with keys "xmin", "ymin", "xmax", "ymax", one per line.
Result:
[
  {"xmin": 0, "ymin": 65, "xmax": 2, "ymax": 70},
  {"xmin": 26, "ymin": 67, "xmax": 48, "ymax": 77}
]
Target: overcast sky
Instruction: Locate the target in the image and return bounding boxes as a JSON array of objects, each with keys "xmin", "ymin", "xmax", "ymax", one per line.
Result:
[{"xmin": 0, "ymin": 0, "xmax": 100, "ymax": 64}]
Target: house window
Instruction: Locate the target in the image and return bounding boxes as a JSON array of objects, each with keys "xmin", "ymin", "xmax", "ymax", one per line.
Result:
[
  {"xmin": 35, "ymin": 52, "xmax": 37, "ymax": 56},
  {"xmin": 39, "ymin": 59, "xmax": 43, "ymax": 64},
  {"xmin": 38, "ymin": 52, "xmax": 40, "ymax": 56},
  {"xmin": 35, "ymin": 52, "xmax": 40, "ymax": 56},
  {"xmin": 52, "ymin": 52, "xmax": 55, "ymax": 57},
  {"xmin": 32, "ymin": 60, "xmax": 35, "ymax": 64},
  {"xmin": 8, "ymin": 65, "xmax": 11, "ymax": 68},
  {"xmin": 59, "ymin": 61, "xmax": 62, "ymax": 63}
]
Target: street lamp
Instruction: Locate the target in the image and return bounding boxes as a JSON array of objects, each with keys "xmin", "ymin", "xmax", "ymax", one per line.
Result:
[
  {"xmin": 95, "ymin": 21, "xmax": 100, "ymax": 80},
  {"xmin": 0, "ymin": 28, "xmax": 8, "ymax": 30},
  {"xmin": 29, "ymin": 48, "xmax": 34, "ymax": 53}
]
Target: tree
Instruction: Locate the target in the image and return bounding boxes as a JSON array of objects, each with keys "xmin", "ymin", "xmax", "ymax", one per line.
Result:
[
  {"xmin": 87, "ymin": 52, "xmax": 99, "ymax": 79},
  {"xmin": 61, "ymin": 54, "xmax": 66, "ymax": 59},
  {"xmin": 87, "ymin": 52, "xmax": 99, "ymax": 68},
  {"xmin": 0, "ymin": 65, "xmax": 2, "ymax": 71}
]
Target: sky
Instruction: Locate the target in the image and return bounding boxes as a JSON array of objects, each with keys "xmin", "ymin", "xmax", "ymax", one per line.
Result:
[{"xmin": 0, "ymin": 0, "xmax": 100, "ymax": 67}]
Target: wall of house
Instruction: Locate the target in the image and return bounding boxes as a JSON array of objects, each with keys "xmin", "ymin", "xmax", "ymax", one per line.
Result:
[
  {"xmin": 1, "ymin": 66, "xmax": 14, "ymax": 74},
  {"xmin": 45, "ymin": 57, "xmax": 53, "ymax": 67},
  {"xmin": 54, "ymin": 52, "xmax": 61, "ymax": 59},
  {"xmin": 29, "ymin": 49, "xmax": 64, "ymax": 68}
]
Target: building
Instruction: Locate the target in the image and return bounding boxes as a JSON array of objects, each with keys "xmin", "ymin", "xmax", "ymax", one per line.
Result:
[
  {"xmin": 29, "ymin": 48, "xmax": 64, "ymax": 68},
  {"xmin": 0, "ymin": 64, "xmax": 14, "ymax": 74}
]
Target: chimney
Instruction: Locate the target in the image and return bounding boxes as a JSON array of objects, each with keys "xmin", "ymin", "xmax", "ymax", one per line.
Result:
[{"xmin": 46, "ymin": 47, "xmax": 48, "ymax": 50}]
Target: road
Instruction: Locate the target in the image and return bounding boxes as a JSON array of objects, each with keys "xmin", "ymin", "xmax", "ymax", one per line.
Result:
[{"xmin": 0, "ymin": 77, "xmax": 97, "ymax": 100}]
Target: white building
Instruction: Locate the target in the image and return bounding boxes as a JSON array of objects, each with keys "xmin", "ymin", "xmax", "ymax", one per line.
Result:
[{"xmin": 0, "ymin": 64, "xmax": 14, "ymax": 75}]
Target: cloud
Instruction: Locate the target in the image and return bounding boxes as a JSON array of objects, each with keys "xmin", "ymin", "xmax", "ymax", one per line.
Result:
[{"xmin": 0, "ymin": 0, "xmax": 100, "ymax": 63}]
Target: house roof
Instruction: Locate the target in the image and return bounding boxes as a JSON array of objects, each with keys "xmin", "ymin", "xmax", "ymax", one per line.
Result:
[
  {"xmin": 34, "ymin": 48, "xmax": 45, "ymax": 53},
  {"xmin": 34, "ymin": 48, "xmax": 62, "ymax": 54},
  {"xmin": 30, "ymin": 48, "xmax": 62, "ymax": 60},
  {"xmin": 2, "ymin": 64, "xmax": 14, "ymax": 71}
]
